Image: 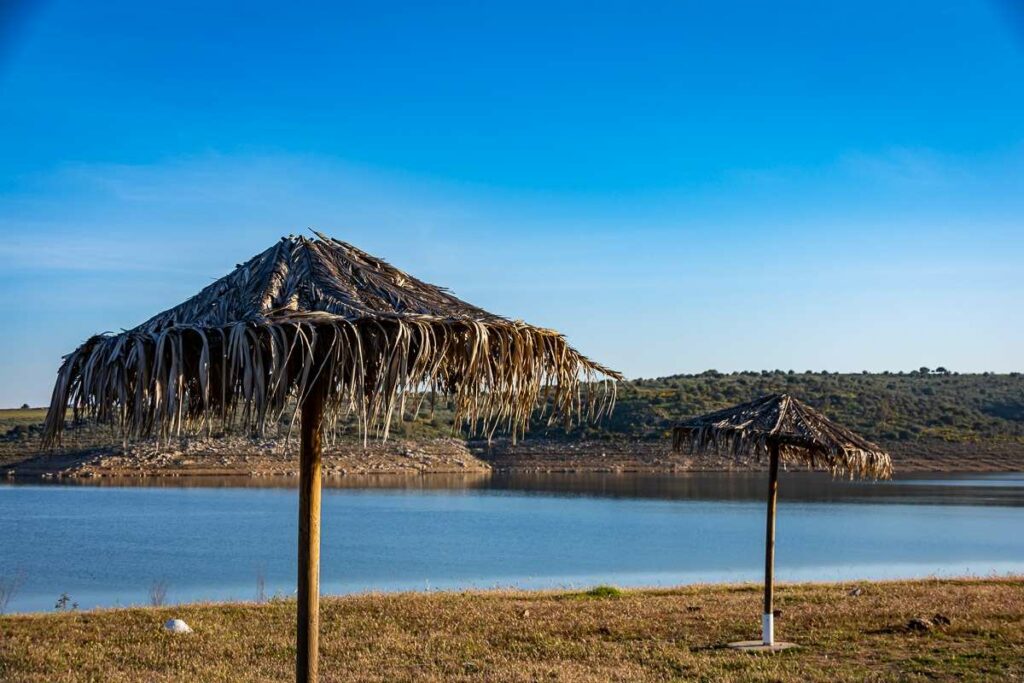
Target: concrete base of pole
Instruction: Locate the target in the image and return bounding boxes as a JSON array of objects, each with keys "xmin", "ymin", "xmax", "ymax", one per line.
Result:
[
  {"xmin": 725, "ymin": 613, "xmax": 797, "ymax": 652},
  {"xmin": 726, "ymin": 640, "xmax": 799, "ymax": 653}
]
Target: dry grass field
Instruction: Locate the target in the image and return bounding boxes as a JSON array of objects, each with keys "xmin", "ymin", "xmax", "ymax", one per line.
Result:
[{"xmin": 2, "ymin": 578, "xmax": 1022, "ymax": 682}]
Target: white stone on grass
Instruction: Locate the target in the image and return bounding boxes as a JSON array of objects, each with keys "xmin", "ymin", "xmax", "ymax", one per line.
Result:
[{"xmin": 163, "ymin": 618, "xmax": 193, "ymax": 633}]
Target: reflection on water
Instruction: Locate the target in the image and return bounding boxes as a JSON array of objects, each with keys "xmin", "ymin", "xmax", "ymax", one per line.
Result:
[
  {"xmin": 44, "ymin": 470, "xmax": 1024, "ymax": 506},
  {"xmin": 1, "ymin": 471, "xmax": 1023, "ymax": 614}
]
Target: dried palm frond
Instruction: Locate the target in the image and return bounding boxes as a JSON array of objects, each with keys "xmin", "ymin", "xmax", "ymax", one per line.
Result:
[
  {"xmin": 672, "ymin": 393, "xmax": 892, "ymax": 479},
  {"xmin": 43, "ymin": 232, "xmax": 620, "ymax": 446}
]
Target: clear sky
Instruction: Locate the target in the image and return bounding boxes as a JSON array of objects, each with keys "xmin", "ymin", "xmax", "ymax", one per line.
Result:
[{"xmin": 1, "ymin": 0, "xmax": 1022, "ymax": 406}]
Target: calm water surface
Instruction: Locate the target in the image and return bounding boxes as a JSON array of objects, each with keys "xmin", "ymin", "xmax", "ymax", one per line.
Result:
[{"xmin": 1, "ymin": 471, "xmax": 1022, "ymax": 613}]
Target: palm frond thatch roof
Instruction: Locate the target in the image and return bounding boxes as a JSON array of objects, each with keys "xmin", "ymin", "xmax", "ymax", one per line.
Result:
[
  {"xmin": 672, "ymin": 393, "xmax": 892, "ymax": 479},
  {"xmin": 43, "ymin": 232, "xmax": 620, "ymax": 444}
]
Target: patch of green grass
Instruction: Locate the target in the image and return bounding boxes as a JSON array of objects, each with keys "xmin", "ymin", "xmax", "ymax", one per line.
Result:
[
  {"xmin": 582, "ymin": 585, "xmax": 623, "ymax": 599},
  {"xmin": 557, "ymin": 584, "xmax": 625, "ymax": 601}
]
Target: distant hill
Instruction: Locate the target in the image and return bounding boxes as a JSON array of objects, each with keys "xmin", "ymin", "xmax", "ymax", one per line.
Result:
[
  {"xmin": 6, "ymin": 370, "xmax": 1023, "ymax": 448},
  {"xmin": 4, "ymin": 370, "xmax": 1023, "ymax": 475},
  {"xmin": 531, "ymin": 370, "xmax": 1024, "ymax": 446}
]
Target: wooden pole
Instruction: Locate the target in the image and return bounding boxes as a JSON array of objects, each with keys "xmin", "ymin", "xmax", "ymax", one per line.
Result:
[
  {"xmin": 297, "ymin": 378, "xmax": 327, "ymax": 683},
  {"xmin": 762, "ymin": 441, "xmax": 780, "ymax": 646}
]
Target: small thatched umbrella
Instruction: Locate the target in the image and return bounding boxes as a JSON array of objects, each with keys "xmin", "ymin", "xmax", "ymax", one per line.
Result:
[
  {"xmin": 672, "ymin": 393, "xmax": 892, "ymax": 651},
  {"xmin": 43, "ymin": 231, "xmax": 620, "ymax": 682}
]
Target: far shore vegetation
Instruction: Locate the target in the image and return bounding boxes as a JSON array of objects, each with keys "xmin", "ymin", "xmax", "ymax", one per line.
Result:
[
  {"xmin": 3, "ymin": 370, "xmax": 1022, "ymax": 476},
  {"xmin": 7, "ymin": 369, "xmax": 1022, "ymax": 444},
  {"xmin": 6, "ymin": 370, "xmax": 1023, "ymax": 443},
  {"xmin": 591, "ymin": 369, "xmax": 1023, "ymax": 446}
]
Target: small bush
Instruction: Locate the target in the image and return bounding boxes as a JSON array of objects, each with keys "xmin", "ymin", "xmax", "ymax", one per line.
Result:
[
  {"xmin": 54, "ymin": 593, "xmax": 78, "ymax": 611},
  {"xmin": 149, "ymin": 579, "xmax": 169, "ymax": 607},
  {"xmin": 0, "ymin": 571, "xmax": 27, "ymax": 614},
  {"xmin": 255, "ymin": 569, "xmax": 266, "ymax": 604}
]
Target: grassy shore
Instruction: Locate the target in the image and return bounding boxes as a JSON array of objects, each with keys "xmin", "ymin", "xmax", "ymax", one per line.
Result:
[{"xmin": 2, "ymin": 578, "xmax": 1022, "ymax": 682}]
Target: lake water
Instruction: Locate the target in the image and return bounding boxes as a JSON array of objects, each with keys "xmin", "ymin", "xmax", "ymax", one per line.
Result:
[{"xmin": 2, "ymin": 471, "xmax": 1023, "ymax": 614}]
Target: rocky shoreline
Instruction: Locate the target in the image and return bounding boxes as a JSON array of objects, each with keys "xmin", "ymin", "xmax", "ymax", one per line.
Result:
[
  {"xmin": 2, "ymin": 433, "xmax": 489, "ymax": 479},
  {"xmin": 476, "ymin": 438, "xmax": 1024, "ymax": 473},
  {"xmin": 3, "ymin": 428, "xmax": 1022, "ymax": 479}
]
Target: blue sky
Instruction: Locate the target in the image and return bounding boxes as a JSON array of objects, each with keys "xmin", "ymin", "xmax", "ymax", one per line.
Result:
[{"xmin": 1, "ymin": 0, "xmax": 1023, "ymax": 406}]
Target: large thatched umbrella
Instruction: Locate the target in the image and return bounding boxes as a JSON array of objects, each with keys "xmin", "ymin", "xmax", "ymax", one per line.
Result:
[
  {"xmin": 43, "ymin": 232, "xmax": 619, "ymax": 682},
  {"xmin": 673, "ymin": 393, "xmax": 892, "ymax": 651}
]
